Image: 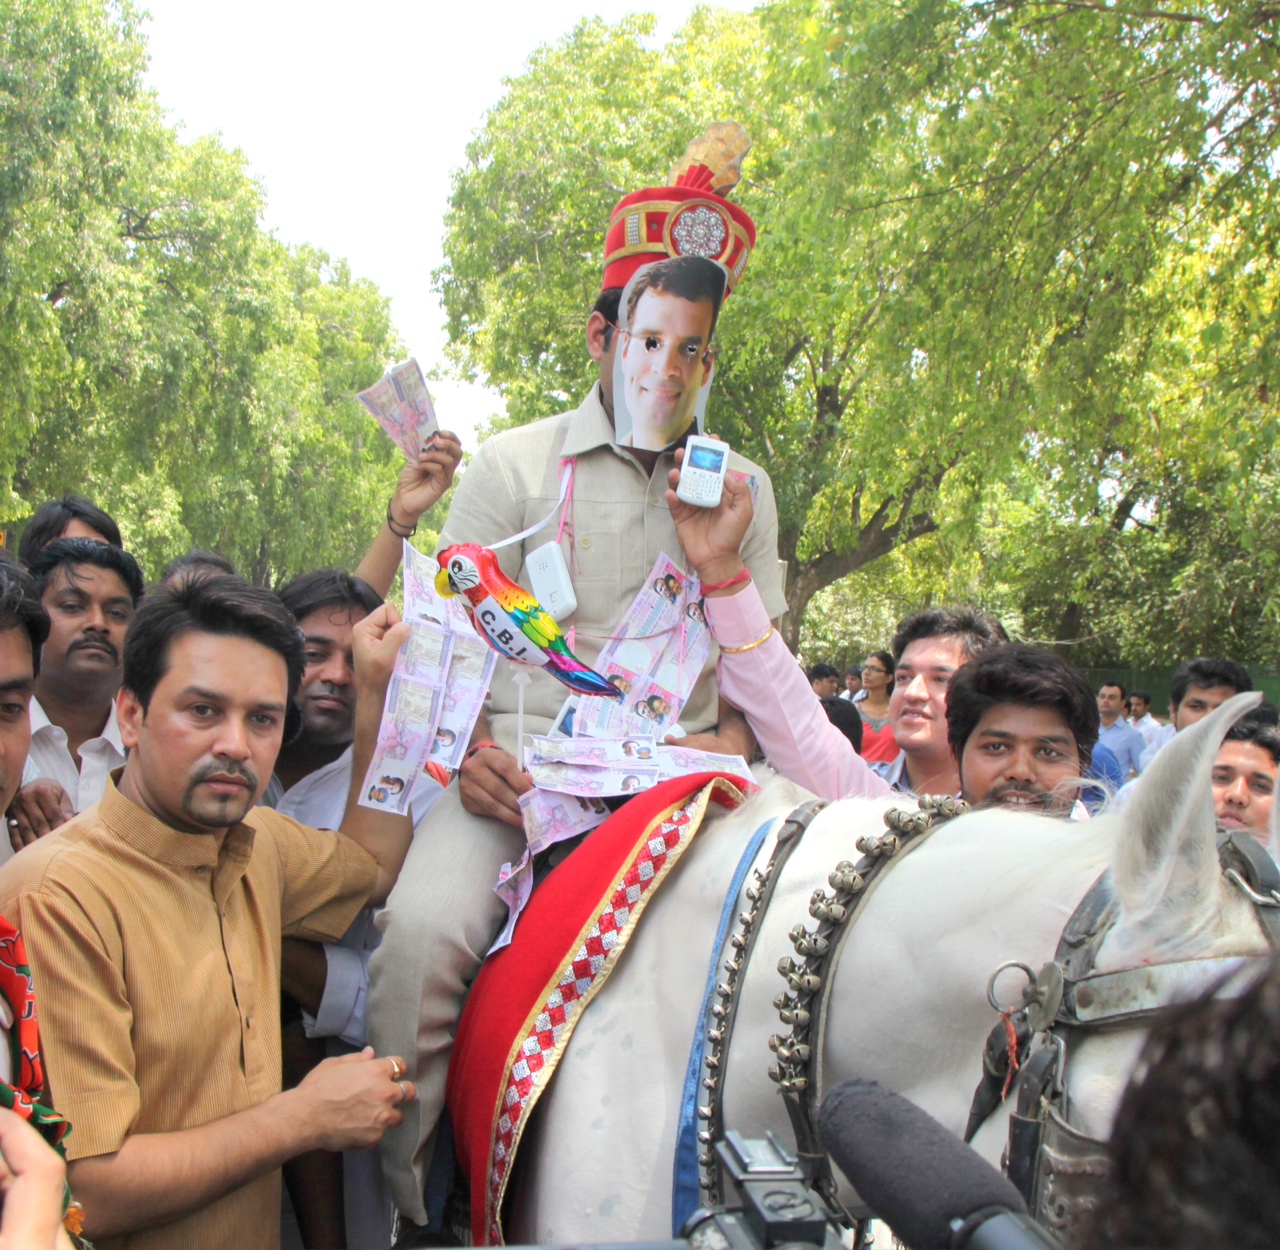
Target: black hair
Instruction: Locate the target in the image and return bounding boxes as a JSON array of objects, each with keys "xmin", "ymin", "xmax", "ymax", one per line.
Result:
[
  {"xmin": 17, "ymin": 495, "xmax": 123, "ymax": 567},
  {"xmin": 844, "ymin": 666, "xmax": 863, "ymax": 679},
  {"xmin": 623, "ymin": 256, "xmax": 726, "ymax": 341},
  {"xmin": 891, "ymin": 606, "xmax": 1008, "ymax": 663},
  {"xmin": 278, "ymin": 569, "xmax": 383, "ymax": 625},
  {"xmin": 594, "ymin": 287, "xmax": 623, "ymax": 349},
  {"xmin": 1171, "ymin": 658, "xmax": 1253, "ymax": 709},
  {"xmin": 1088, "ymin": 959, "xmax": 1280, "ymax": 1248},
  {"xmin": 0, "ymin": 550, "xmax": 50, "ymax": 677},
  {"xmin": 819, "ymin": 695, "xmax": 864, "ymax": 755},
  {"xmin": 1099, "ymin": 678, "xmax": 1128, "ymax": 701},
  {"xmin": 123, "ymin": 574, "xmax": 304, "ymax": 711},
  {"xmin": 864, "ymin": 650, "xmax": 895, "ymax": 681},
  {"xmin": 945, "ymin": 644, "xmax": 1099, "ymax": 768},
  {"xmin": 1223, "ymin": 708, "xmax": 1280, "ymax": 765},
  {"xmin": 160, "ymin": 548, "xmax": 238, "ymax": 583},
  {"xmin": 28, "ymin": 537, "xmax": 145, "ymax": 605},
  {"xmin": 1129, "ymin": 688, "xmax": 1151, "ymax": 705},
  {"xmin": 807, "ymin": 663, "xmax": 840, "ymax": 684}
]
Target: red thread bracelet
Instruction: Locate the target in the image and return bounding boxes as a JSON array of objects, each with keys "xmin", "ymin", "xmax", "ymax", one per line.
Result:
[
  {"xmin": 700, "ymin": 567, "xmax": 751, "ymax": 593},
  {"xmin": 465, "ymin": 739, "xmax": 501, "ymax": 763}
]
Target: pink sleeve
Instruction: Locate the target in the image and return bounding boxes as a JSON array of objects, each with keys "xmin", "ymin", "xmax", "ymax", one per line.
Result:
[{"xmin": 705, "ymin": 586, "xmax": 891, "ymax": 802}]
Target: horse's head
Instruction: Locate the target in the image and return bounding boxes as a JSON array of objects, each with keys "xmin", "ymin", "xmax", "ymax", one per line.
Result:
[{"xmin": 1099, "ymin": 690, "xmax": 1273, "ymax": 970}]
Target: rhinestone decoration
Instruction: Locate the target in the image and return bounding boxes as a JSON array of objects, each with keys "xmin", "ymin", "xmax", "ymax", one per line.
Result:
[
  {"xmin": 625, "ymin": 212, "xmax": 642, "ymax": 246},
  {"xmin": 671, "ymin": 205, "xmax": 728, "ymax": 258}
]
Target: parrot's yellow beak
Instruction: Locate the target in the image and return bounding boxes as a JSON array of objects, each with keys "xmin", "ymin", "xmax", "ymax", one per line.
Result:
[{"xmin": 435, "ymin": 568, "xmax": 457, "ymax": 598}]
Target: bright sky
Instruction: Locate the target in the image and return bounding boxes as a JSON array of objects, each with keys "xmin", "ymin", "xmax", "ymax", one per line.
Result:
[{"xmin": 140, "ymin": 0, "xmax": 756, "ymax": 447}]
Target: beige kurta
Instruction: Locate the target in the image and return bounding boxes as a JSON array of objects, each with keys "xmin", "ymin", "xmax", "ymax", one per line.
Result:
[
  {"xmin": 0, "ymin": 779, "xmax": 377, "ymax": 1249},
  {"xmin": 438, "ymin": 384, "xmax": 788, "ymax": 748}
]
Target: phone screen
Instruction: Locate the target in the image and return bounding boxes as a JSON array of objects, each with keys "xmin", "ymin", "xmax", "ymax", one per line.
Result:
[{"xmin": 688, "ymin": 444, "xmax": 726, "ymax": 473}]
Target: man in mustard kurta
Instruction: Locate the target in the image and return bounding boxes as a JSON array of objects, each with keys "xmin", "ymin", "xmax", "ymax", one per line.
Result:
[{"xmin": 0, "ymin": 575, "xmax": 421, "ymax": 1249}]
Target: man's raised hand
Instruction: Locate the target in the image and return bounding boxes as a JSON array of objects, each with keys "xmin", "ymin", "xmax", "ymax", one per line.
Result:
[
  {"xmin": 351, "ymin": 603, "xmax": 411, "ymax": 702},
  {"xmin": 665, "ymin": 447, "xmax": 754, "ymax": 591},
  {"xmin": 389, "ymin": 431, "xmax": 464, "ymax": 530}
]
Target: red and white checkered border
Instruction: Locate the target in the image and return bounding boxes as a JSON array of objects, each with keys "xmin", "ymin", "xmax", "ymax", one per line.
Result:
[{"xmin": 483, "ymin": 797, "xmax": 704, "ymax": 1243}]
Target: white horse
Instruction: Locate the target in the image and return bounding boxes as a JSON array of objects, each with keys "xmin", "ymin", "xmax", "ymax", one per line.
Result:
[{"xmin": 504, "ymin": 693, "xmax": 1271, "ymax": 1245}]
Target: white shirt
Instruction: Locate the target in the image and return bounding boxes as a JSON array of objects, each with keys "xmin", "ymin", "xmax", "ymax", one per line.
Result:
[
  {"xmin": 23, "ymin": 698, "xmax": 125, "ymax": 812},
  {"xmin": 1138, "ymin": 722, "xmax": 1179, "ymax": 772},
  {"xmin": 263, "ymin": 748, "xmax": 442, "ymax": 1048},
  {"xmin": 1130, "ymin": 712, "xmax": 1169, "ymax": 750}
]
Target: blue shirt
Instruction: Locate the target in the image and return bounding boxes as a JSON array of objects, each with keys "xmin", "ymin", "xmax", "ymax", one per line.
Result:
[{"xmin": 1097, "ymin": 719, "xmax": 1147, "ymax": 779}]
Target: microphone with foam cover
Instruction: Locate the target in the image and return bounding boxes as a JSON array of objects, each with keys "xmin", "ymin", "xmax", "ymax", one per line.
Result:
[{"xmin": 818, "ymin": 1079, "xmax": 1057, "ymax": 1249}]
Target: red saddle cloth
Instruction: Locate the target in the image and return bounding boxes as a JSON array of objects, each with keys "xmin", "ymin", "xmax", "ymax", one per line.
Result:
[{"xmin": 447, "ymin": 771, "xmax": 749, "ymax": 1246}]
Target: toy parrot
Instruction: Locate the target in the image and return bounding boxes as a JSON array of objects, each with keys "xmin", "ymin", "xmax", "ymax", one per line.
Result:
[{"xmin": 436, "ymin": 544, "xmax": 623, "ymax": 699}]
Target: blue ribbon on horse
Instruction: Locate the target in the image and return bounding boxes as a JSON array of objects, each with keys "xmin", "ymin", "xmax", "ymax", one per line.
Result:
[{"xmin": 671, "ymin": 815, "xmax": 779, "ymax": 1234}]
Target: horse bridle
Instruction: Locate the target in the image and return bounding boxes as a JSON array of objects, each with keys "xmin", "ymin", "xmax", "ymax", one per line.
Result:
[
  {"xmin": 964, "ymin": 829, "xmax": 1280, "ymax": 1236},
  {"xmin": 694, "ymin": 795, "xmax": 1280, "ymax": 1243},
  {"xmin": 690, "ymin": 794, "xmax": 971, "ymax": 1233}
]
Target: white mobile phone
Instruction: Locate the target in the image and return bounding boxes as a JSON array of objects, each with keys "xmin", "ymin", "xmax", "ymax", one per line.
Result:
[{"xmin": 676, "ymin": 436, "xmax": 730, "ymax": 509}]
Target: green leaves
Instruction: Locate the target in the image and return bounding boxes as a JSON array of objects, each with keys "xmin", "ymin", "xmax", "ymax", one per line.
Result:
[
  {"xmin": 437, "ymin": 0, "xmax": 1278, "ymax": 657},
  {"xmin": 1, "ymin": 0, "xmax": 405, "ymax": 583}
]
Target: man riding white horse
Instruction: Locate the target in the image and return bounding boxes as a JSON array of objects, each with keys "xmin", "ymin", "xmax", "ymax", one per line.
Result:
[{"xmin": 666, "ymin": 454, "xmax": 1099, "ymax": 813}]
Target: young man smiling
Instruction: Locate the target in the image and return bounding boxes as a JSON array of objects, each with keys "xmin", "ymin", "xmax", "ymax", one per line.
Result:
[
  {"xmin": 1211, "ymin": 713, "xmax": 1279, "ymax": 847},
  {"xmin": 667, "ymin": 453, "xmax": 1100, "ymax": 815},
  {"xmin": 945, "ymin": 645, "xmax": 1098, "ymax": 816}
]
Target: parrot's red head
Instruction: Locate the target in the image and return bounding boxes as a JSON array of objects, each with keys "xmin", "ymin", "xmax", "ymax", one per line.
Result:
[{"xmin": 436, "ymin": 543, "xmax": 495, "ymax": 602}]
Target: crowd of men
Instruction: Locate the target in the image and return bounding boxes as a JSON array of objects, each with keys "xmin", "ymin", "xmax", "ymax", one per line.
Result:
[
  {"xmin": 801, "ymin": 645, "xmax": 1274, "ymax": 834},
  {"xmin": 0, "ymin": 129, "xmax": 1273, "ymax": 1250}
]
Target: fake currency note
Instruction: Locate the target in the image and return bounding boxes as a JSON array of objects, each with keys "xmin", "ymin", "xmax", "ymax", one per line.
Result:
[
  {"xmin": 397, "ymin": 623, "xmax": 451, "ymax": 681},
  {"xmin": 524, "ymin": 735, "xmax": 658, "ymax": 768},
  {"xmin": 488, "ymin": 848, "xmax": 534, "ymax": 954},
  {"xmin": 519, "ymin": 788, "xmax": 610, "ymax": 857},
  {"xmin": 357, "ymin": 376, "xmax": 415, "ymax": 459},
  {"xmin": 430, "ymin": 632, "xmax": 497, "ymax": 772},
  {"xmin": 725, "ymin": 469, "xmax": 761, "ymax": 510},
  {"xmin": 575, "ymin": 552, "xmax": 712, "ymax": 741},
  {"xmin": 357, "ymin": 358, "xmax": 439, "ymax": 461},
  {"xmin": 528, "ymin": 760, "xmax": 660, "ymax": 798},
  {"xmin": 395, "ymin": 540, "xmax": 497, "ymax": 772},
  {"xmin": 358, "ymin": 673, "xmax": 443, "ymax": 816},
  {"xmin": 655, "ymin": 745, "xmax": 757, "ymax": 791},
  {"xmin": 402, "ymin": 541, "xmax": 472, "ymax": 630},
  {"xmin": 388, "ymin": 358, "xmax": 439, "ymax": 456}
]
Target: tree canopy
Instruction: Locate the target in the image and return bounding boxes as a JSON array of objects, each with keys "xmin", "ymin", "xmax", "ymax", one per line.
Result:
[
  {"xmin": 437, "ymin": 0, "xmax": 1279, "ymax": 657},
  {"xmin": 1, "ymin": 0, "xmax": 407, "ymax": 583}
]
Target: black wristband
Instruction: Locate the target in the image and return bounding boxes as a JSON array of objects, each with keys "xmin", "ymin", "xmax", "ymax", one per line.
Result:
[{"xmin": 386, "ymin": 501, "xmax": 418, "ymax": 538}]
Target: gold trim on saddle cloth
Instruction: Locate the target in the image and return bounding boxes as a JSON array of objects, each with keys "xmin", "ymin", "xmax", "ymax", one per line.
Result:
[{"xmin": 482, "ymin": 776, "xmax": 746, "ymax": 1245}]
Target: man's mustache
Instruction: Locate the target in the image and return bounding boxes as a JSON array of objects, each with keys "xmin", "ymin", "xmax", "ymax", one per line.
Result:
[
  {"xmin": 188, "ymin": 759, "xmax": 258, "ymax": 792},
  {"xmin": 306, "ymin": 682, "xmax": 354, "ymax": 708},
  {"xmin": 71, "ymin": 635, "xmax": 119, "ymax": 662}
]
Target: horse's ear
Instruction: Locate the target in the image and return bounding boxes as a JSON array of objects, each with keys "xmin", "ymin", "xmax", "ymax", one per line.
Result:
[{"xmin": 1107, "ymin": 690, "xmax": 1263, "ymax": 963}]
